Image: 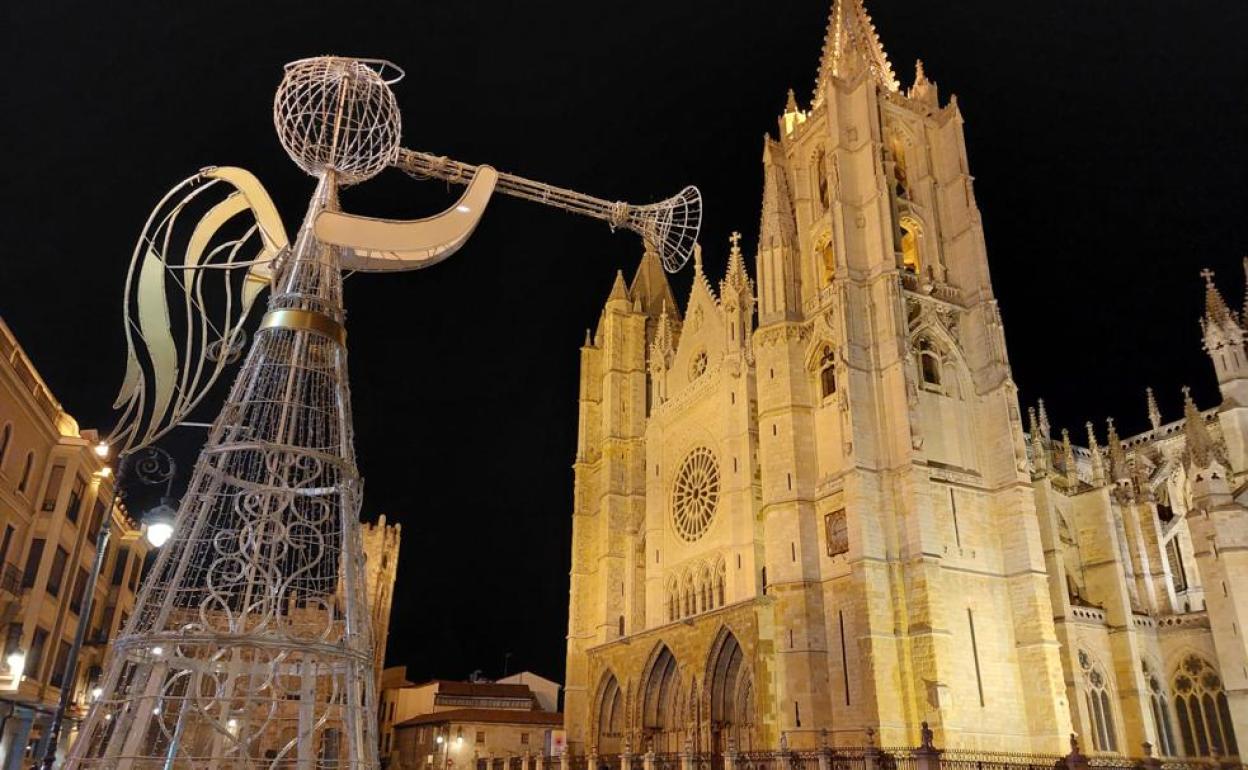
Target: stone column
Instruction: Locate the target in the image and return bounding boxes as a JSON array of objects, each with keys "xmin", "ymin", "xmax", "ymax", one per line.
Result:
[
  {"xmin": 536, "ymin": 753, "xmax": 546, "ymax": 770},
  {"xmin": 561, "ymin": 749, "xmax": 570, "ymax": 770},
  {"xmin": 523, "ymin": 751, "xmax": 532, "ymax": 770},
  {"xmin": 778, "ymin": 733, "xmax": 792, "ymax": 770},
  {"xmin": 680, "ymin": 735, "xmax": 693, "ymax": 770},
  {"xmin": 644, "ymin": 743, "xmax": 655, "ymax": 770},
  {"xmin": 724, "ymin": 737, "xmax": 738, "ymax": 770}
]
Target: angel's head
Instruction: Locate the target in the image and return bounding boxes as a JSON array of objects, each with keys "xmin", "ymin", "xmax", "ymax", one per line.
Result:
[{"xmin": 273, "ymin": 56, "xmax": 403, "ymax": 186}]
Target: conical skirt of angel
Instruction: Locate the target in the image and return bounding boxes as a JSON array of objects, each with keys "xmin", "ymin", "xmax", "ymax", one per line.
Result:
[{"xmin": 67, "ymin": 178, "xmax": 379, "ymax": 769}]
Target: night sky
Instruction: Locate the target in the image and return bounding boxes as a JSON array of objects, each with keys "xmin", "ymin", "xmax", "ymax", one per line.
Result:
[{"xmin": 2, "ymin": 2, "xmax": 1246, "ymax": 686}]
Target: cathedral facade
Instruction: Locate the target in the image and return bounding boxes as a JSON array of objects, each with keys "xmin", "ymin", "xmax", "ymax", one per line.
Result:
[{"xmin": 562, "ymin": 0, "xmax": 1247, "ymax": 758}]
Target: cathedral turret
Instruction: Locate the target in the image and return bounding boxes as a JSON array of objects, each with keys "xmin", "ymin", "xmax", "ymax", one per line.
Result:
[
  {"xmin": 1146, "ymin": 386, "xmax": 1162, "ymax": 431},
  {"xmin": 756, "ymin": 138, "xmax": 802, "ymax": 324},
  {"xmin": 812, "ymin": 0, "xmax": 899, "ymax": 103},
  {"xmin": 1200, "ymin": 267, "xmax": 1248, "ymax": 476}
]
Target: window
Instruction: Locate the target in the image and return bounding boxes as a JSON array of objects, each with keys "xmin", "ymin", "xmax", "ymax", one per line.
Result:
[
  {"xmin": 968, "ymin": 609, "xmax": 985, "ymax": 708},
  {"xmin": 0, "ymin": 423, "xmax": 10, "ymax": 467},
  {"xmin": 47, "ymin": 546, "xmax": 68, "ymax": 597},
  {"xmin": 825, "ymin": 509, "xmax": 849, "ymax": 556},
  {"xmin": 814, "ymin": 149, "xmax": 830, "ymax": 211},
  {"xmin": 41, "ymin": 463, "xmax": 66, "ymax": 511},
  {"xmin": 28, "ymin": 627, "xmax": 49, "ymax": 682},
  {"xmin": 1078, "ymin": 650, "xmax": 1118, "ymax": 753},
  {"xmin": 21, "ymin": 539, "xmax": 45, "ymax": 588},
  {"xmin": 0, "ymin": 525, "xmax": 14, "ymax": 567},
  {"xmin": 49, "ymin": 639, "xmax": 72, "ymax": 688},
  {"xmin": 1143, "ymin": 662, "xmax": 1177, "ymax": 757},
  {"xmin": 4, "ymin": 624, "xmax": 21, "ymax": 656},
  {"xmin": 66, "ymin": 475, "xmax": 86, "ymax": 524},
  {"xmin": 70, "ymin": 567, "xmax": 89, "ymax": 615},
  {"xmin": 819, "ymin": 347, "xmax": 837, "ymax": 399},
  {"xmin": 900, "ymin": 220, "xmax": 921, "ymax": 273},
  {"xmin": 475, "ymin": 731, "xmax": 485, "ymax": 744},
  {"xmin": 88, "ymin": 499, "xmax": 106, "ymax": 541},
  {"xmin": 1166, "ymin": 538, "xmax": 1187, "ymax": 593},
  {"xmin": 917, "ymin": 340, "xmax": 942, "ymax": 387},
  {"xmin": 1173, "ymin": 655, "xmax": 1238, "ymax": 757},
  {"xmin": 128, "ymin": 554, "xmax": 141, "ymax": 592},
  {"xmin": 111, "ymin": 548, "xmax": 130, "ymax": 586},
  {"xmin": 17, "ymin": 453, "xmax": 34, "ymax": 493},
  {"xmin": 520, "ymin": 733, "xmax": 529, "ymax": 745}
]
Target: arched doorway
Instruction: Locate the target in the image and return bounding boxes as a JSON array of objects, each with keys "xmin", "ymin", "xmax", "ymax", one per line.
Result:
[
  {"xmin": 641, "ymin": 645, "xmax": 682, "ymax": 754},
  {"xmin": 708, "ymin": 631, "xmax": 756, "ymax": 759},
  {"xmin": 596, "ymin": 673, "xmax": 625, "ymax": 755}
]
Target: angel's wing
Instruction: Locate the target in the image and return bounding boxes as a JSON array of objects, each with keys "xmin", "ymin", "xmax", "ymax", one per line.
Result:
[{"xmin": 108, "ymin": 166, "xmax": 288, "ymax": 453}]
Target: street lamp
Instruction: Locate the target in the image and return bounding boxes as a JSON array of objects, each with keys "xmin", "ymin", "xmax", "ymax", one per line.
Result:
[
  {"xmin": 37, "ymin": 444, "xmax": 179, "ymax": 770},
  {"xmin": 142, "ymin": 498, "xmax": 177, "ymax": 548}
]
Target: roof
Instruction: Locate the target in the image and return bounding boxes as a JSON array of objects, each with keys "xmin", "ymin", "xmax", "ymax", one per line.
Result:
[
  {"xmin": 430, "ymin": 680, "xmax": 535, "ymax": 699},
  {"xmin": 394, "ymin": 709, "xmax": 563, "ymax": 729}
]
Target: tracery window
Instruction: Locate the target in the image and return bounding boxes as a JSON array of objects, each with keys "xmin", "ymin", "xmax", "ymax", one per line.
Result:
[
  {"xmin": 819, "ymin": 346, "xmax": 837, "ymax": 400},
  {"xmin": 900, "ymin": 220, "xmax": 920, "ymax": 273},
  {"xmin": 1173, "ymin": 655, "xmax": 1238, "ymax": 757},
  {"xmin": 1143, "ymin": 662, "xmax": 1177, "ymax": 757},
  {"xmin": 671, "ymin": 447, "xmax": 720, "ymax": 542},
  {"xmin": 715, "ymin": 559, "xmax": 726, "ymax": 607},
  {"xmin": 1078, "ymin": 650, "xmax": 1118, "ymax": 753}
]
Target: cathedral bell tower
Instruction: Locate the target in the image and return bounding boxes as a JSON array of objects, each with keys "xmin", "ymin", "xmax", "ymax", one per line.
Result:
[{"xmin": 751, "ymin": 0, "xmax": 1068, "ymax": 749}]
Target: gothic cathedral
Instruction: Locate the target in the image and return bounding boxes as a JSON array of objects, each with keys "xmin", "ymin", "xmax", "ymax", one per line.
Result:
[{"xmin": 563, "ymin": 0, "xmax": 1248, "ymax": 757}]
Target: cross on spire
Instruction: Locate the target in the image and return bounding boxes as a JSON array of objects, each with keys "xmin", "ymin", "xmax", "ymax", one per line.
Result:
[
  {"xmin": 1201, "ymin": 268, "xmax": 1216, "ymax": 286},
  {"xmin": 729, "ymin": 231, "xmax": 742, "ymax": 250}
]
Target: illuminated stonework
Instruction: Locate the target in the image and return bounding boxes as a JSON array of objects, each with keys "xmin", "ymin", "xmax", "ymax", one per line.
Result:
[{"xmin": 562, "ymin": 0, "xmax": 1248, "ymax": 759}]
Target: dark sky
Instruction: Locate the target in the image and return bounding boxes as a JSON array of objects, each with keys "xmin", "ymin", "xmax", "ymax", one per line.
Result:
[{"xmin": 2, "ymin": 2, "xmax": 1245, "ymax": 685}]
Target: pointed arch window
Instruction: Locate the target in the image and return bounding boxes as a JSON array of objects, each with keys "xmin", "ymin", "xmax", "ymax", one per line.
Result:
[
  {"xmin": 1143, "ymin": 662, "xmax": 1177, "ymax": 757},
  {"xmin": 1173, "ymin": 655, "xmax": 1238, "ymax": 757},
  {"xmin": 819, "ymin": 346, "xmax": 837, "ymax": 400},
  {"xmin": 814, "ymin": 149, "xmax": 830, "ymax": 212},
  {"xmin": 900, "ymin": 219, "xmax": 921, "ymax": 274},
  {"xmin": 1078, "ymin": 650, "xmax": 1118, "ymax": 753},
  {"xmin": 917, "ymin": 339, "xmax": 942, "ymax": 387},
  {"xmin": 715, "ymin": 559, "xmax": 726, "ymax": 607}
]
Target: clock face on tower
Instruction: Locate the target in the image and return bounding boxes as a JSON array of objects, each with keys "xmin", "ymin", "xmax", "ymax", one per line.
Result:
[{"xmin": 671, "ymin": 446, "xmax": 720, "ymax": 542}]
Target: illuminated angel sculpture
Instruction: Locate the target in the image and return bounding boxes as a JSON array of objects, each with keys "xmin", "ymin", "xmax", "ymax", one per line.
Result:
[{"xmin": 67, "ymin": 57, "xmax": 699, "ymax": 768}]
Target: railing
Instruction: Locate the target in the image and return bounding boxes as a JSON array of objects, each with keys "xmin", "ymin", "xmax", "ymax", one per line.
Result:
[{"xmin": 938, "ymin": 749, "xmax": 1065, "ymax": 770}]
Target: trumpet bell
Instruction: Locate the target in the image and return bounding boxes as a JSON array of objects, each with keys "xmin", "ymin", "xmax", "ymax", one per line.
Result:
[{"xmin": 624, "ymin": 185, "xmax": 702, "ymax": 273}]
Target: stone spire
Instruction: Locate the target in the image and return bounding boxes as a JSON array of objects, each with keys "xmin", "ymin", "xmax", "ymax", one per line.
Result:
[
  {"xmin": 1037, "ymin": 399, "xmax": 1051, "ymax": 440},
  {"xmin": 908, "ymin": 58, "xmax": 939, "ymax": 107},
  {"xmin": 1106, "ymin": 417, "xmax": 1129, "ymax": 483},
  {"xmin": 1182, "ymin": 386, "xmax": 1218, "ymax": 469},
  {"xmin": 722, "ymin": 231, "xmax": 753, "ymax": 295},
  {"xmin": 1061, "ymin": 428, "xmax": 1077, "ymax": 485},
  {"xmin": 1086, "ymin": 422, "xmax": 1105, "ymax": 485},
  {"xmin": 630, "ymin": 247, "xmax": 682, "ymax": 325},
  {"xmin": 1146, "ymin": 387, "xmax": 1162, "ymax": 431},
  {"xmin": 607, "ymin": 269, "xmax": 631, "ymax": 306},
  {"xmin": 759, "ymin": 138, "xmax": 798, "ymax": 250},
  {"xmin": 1028, "ymin": 407, "xmax": 1049, "ymax": 474},
  {"xmin": 786, "ymin": 88, "xmax": 799, "ymax": 114},
  {"xmin": 1201, "ymin": 268, "xmax": 1237, "ymax": 329},
  {"xmin": 812, "ymin": 0, "xmax": 899, "ymax": 105}
]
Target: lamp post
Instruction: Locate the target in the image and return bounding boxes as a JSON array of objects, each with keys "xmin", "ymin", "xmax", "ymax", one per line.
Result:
[{"xmin": 38, "ymin": 445, "xmax": 178, "ymax": 770}]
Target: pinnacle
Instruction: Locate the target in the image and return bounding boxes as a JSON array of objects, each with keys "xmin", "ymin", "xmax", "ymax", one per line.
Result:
[
  {"xmin": 1200, "ymin": 268, "xmax": 1236, "ymax": 328},
  {"xmin": 607, "ymin": 269, "xmax": 631, "ymax": 304},
  {"xmin": 813, "ymin": 0, "xmax": 899, "ymax": 105},
  {"xmin": 1145, "ymin": 387, "xmax": 1161, "ymax": 430},
  {"xmin": 1182, "ymin": 385, "xmax": 1216, "ymax": 469}
]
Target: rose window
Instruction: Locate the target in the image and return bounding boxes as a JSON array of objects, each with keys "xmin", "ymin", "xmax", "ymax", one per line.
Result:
[{"xmin": 671, "ymin": 447, "xmax": 720, "ymax": 542}]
